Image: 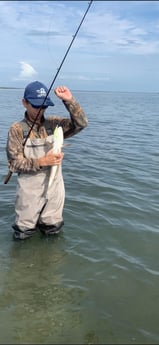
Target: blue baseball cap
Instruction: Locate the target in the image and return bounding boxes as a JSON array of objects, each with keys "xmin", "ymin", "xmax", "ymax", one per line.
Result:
[{"xmin": 24, "ymin": 81, "xmax": 54, "ymax": 107}]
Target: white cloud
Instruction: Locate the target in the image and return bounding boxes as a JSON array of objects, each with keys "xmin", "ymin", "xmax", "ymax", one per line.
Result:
[
  {"xmin": 1, "ymin": 1, "xmax": 159, "ymax": 91},
  {"xmin": 13, "ymin": 61, "xmax": 38, "ymax": 81}
]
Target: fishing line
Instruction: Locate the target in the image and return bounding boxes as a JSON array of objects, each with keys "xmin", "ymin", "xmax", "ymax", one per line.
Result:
[
  {"xmin": 4, "ymin": 0, "xmax": 93, "ymax": 184},
  {"xmin": 24, "ymin": 0, "xmax": 93, "ymax": 148},
  {"xmin": 46, "ymin": 7, "xmax": 57, "ymax": 65}
]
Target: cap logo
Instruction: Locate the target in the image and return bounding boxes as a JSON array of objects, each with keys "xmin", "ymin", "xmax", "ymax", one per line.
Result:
[{"xmin": 37, "ymin": 88, "xmax": 47, "ymax": 98}]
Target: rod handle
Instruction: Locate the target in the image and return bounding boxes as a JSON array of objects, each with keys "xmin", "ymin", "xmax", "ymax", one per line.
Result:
[{"xmin": 4, "ymin": 171, "xmax": 13, "ymax": 184}]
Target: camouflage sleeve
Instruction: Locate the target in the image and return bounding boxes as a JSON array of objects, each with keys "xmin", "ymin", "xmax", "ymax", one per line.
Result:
[
  {"xmin": 6, "ymin": 96, "xmax": 87, "ymax": 173},
  {"xmin": 50, "ymin": 96, "xmax": 88, "ymax": 139},
  {"xmin": 6, "ymin": 122, "xmax": 40, "ymax": 173}
]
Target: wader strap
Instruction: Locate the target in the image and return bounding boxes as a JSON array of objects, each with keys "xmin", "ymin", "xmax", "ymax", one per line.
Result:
[{"xmin": 20, "ymin": 119, "xmax": 53, "ymax": 138}]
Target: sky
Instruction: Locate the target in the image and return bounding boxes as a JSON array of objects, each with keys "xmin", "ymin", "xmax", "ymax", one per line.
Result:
[{"xmin": 1, "ymin": 0, "xmax": 159, "ymax": 92}]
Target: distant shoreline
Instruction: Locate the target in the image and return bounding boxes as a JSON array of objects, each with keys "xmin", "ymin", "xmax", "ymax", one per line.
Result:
[
  {"xmin": 0, "ymin": 87, "xmax": 22, "ymax": 89},
  {"xmin": 0, "ymin": 87, "xmax": 158, "ymax": 93}
]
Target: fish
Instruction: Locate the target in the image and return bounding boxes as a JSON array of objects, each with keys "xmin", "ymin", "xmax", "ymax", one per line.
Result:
[{"xmin": 48, "ymin": 125, "xmax": 64, "ymax": 188}]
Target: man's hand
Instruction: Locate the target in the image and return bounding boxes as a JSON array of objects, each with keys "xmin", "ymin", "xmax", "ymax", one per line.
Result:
[
  {"xmin": 54, "ymin": 86, "xmax": 73, "ymax": 101},
  {"xmin": 38, "ymin": 150, "xmax": 64, "ymax": 167}
]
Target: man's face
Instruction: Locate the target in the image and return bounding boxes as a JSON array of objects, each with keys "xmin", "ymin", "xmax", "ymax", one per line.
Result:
[{"xmin": 22, "ymin": 99, "xmax": 48, "ymax": 123}]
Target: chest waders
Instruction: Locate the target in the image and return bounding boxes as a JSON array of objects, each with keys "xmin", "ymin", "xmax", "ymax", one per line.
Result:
[{"xmin": 13, "ymin": 121, "xmax": 65, "ymax": 240}]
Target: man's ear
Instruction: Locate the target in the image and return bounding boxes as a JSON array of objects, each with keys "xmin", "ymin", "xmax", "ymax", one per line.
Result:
[{"xmin": 22, "ymin": 98, "xmax": 27, "ymax": 108}]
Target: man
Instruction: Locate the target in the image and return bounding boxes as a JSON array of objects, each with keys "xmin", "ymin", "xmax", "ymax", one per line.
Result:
[{"xmin": 6, "ymin": 81, "xmax": 88, "ymax": 240}]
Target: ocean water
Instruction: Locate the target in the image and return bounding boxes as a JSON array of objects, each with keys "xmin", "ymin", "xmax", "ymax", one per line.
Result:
[{"xmin": 0, "ymin": 89, "xmax": 159, "ymax": 344}]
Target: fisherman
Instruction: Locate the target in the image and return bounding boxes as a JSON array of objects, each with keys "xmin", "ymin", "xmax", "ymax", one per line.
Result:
[{"xmin": 6, "ymin": 81, "xmax": 88, "ymax": 240}]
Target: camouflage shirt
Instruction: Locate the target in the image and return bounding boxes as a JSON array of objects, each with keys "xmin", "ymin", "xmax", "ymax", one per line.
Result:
[{"xmin": 6, "ymin": 96, "xmax": 88, "ymax": 173}]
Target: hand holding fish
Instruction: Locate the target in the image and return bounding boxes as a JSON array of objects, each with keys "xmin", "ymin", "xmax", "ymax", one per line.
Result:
[
  {"xmin": 54, "ymin": 86, "xmax": 72, "ymax": 101},
  {"xmin": 38, "ymin": 150, "xmax": 64, "ymax": 167}
]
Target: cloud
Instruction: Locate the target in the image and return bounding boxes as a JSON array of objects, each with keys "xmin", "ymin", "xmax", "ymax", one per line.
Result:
[
  {"xmin": 13, "ymin": 61, "xmax": 38, "ymax": 81},
  {"xmin": 1, "ymin": 1, "xmax": 159, "ymax": 91}
]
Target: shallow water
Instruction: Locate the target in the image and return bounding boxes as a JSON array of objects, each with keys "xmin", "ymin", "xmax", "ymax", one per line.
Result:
[{"xmin": 0, "ymin": 89, "xmax": 159, "ymax": 344}]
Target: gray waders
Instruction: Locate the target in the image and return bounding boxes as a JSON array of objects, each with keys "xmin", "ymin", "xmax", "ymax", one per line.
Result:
[{"xmin": 13, "ymin": 134, "xmax": 65, "ymax": 240}]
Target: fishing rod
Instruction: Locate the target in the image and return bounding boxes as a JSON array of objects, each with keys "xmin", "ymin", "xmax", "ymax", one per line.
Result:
[{"xmin": 4, "ymin": 0, "xmax": 93, "ymax": 184}]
